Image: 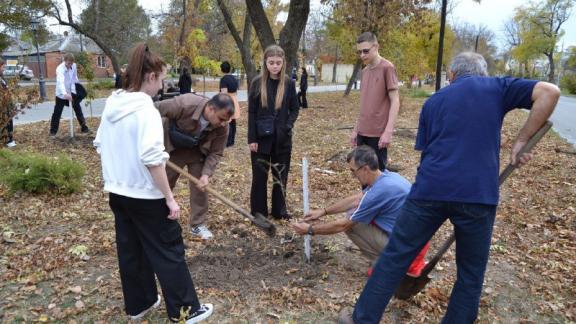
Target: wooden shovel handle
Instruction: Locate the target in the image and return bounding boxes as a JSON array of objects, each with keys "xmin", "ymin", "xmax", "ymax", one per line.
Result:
[
  {"xmin": 165, "ymin": 160, "xmax": 257, "ymax": 222},
  {"xmin": 422, "ymin": 121, "xmax": 553, "ymax": 275}
]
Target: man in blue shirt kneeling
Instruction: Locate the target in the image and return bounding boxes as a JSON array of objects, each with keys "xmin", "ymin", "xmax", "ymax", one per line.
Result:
[
  {"xmin": 345, "ymin": 52, "xmax": 560, "ymax": 324},
  {"xmin": 291, "ymin": 145, "xmax": 428, "ymax": 277}
]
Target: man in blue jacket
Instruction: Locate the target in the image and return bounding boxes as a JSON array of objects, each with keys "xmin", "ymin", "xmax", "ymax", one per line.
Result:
[{"xmin": 343, "ymin": 52, "xmax": 560, "ymax": 324}]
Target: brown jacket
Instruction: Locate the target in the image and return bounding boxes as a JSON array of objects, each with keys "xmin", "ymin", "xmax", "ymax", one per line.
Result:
[{"xmin": 155, "ymin": 93, "xmax": 228, "ymax": 177}]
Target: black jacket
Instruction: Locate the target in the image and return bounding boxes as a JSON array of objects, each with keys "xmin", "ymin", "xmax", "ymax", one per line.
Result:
[
  {"xmin": 179, "ymin": 73, "xmax": 192, "ymax": 94},
  {"xmin": 300, "ymin": 73, "xmax": 308, "ymax": 92},
  {"xmin": 248, "ymin": 75, "xmax": 299, "ymax": 155}
]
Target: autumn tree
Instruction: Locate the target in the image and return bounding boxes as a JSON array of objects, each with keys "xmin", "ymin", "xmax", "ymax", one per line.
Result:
[
  {"xmin": 511, "ymin": 0, "xmax": 574, "ymax": 82},
  {"xmin": 217, "ymin": 0, "xmax": 309, "ymax": 85},
  {"xmin": 452, "ymin": 23, "xmax": 498, "ymax": 74},
  {"xmin": 321, "ymin": 0, "xmax": 433, "ymax": 95},
  {"xmin": 79, "ymin": 0, "xmax": 151, "ymax": 64}
]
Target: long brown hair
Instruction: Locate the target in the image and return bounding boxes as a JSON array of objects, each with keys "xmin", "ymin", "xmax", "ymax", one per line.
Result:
[
  {"xmin": 260, "ymin": 45, "xmax": 287, "ymax": 110},
  {"xmin": 123, "ymin": 43, "xmax": 166, "ymax": 92}
]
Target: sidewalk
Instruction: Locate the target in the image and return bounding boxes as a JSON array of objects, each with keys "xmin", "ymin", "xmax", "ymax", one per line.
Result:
[{"xmin": 14, "ymin": 84, "xmax": 349, "ymax": 125}]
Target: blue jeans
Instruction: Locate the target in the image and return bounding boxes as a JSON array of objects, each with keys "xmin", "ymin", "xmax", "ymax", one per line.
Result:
[{"xmin": 352, "ymin": 199, "xmax": 497, "ymax": 324}]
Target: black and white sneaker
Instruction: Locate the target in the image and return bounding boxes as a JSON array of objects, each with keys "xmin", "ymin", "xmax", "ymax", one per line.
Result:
[{"xmin": 185, "ymin": 303, "xmax": 214, "ymax": 323}]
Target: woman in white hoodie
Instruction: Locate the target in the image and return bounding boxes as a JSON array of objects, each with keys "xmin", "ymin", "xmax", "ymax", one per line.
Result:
[{"xmin": 94, "ymin": 43, "xmax": 213, "ymax": 323}]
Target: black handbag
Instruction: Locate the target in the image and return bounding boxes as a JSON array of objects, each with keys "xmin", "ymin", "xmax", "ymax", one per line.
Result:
[
  {"xmin": 256, "ymin": 114, "xmax": 275, "ymax": 137},
  {"xmin": 169, "ymin": 121, "xmax": 205, "ymax": 149}
]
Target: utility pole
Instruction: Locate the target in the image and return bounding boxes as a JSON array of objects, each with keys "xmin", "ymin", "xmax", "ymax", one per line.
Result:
[{"xmin": 435, "ymin": 0, "xmax": 448, "ymax": 91}]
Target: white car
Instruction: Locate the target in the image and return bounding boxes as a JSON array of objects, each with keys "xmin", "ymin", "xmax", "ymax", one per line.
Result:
[{"xmin": 4, "ymin": 65, "xmax": 34, "ymax": 80}]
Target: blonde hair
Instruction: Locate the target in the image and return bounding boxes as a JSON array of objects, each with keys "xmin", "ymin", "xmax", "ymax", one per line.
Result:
[{"xmin": 260, "ymin": 45, "xmax": 287, "ymax": 110}]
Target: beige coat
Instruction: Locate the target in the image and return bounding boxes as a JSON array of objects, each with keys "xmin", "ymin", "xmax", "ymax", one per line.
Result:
[{"xmin": 155, "ymin": 93, "xmax": 228, "ymax": 177}]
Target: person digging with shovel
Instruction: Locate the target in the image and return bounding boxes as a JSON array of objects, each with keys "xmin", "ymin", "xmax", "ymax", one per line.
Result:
[
  {"xmin": 291, "ymin": 146, "xmax": 429, "ymax": 277},
  {"xmin": 155, "ymin": 92, "xmax": 234, "ymax": 240},
  {"xmin": 339, "ymin": 52, "xmax": 560, "ymax": 324}
]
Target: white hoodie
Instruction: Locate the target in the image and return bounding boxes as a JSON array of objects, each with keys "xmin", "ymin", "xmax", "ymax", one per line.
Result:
[{"xmin": 94, "ymin": 90, "xmax": 169, "ymax": 199}]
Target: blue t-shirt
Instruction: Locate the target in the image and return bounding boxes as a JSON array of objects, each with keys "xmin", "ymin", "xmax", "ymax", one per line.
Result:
[
  {"xmin": 409, "ymin": 75, "xmax": 538, "ymax": 205},
  {"xmin": 349, "ymin": 171, "xmax": 411, "ymax": 234}
]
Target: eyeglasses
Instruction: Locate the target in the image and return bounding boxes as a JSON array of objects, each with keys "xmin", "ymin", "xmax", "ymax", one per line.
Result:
[
  {"xmin": 350, "ymin": 165, "xmax": 365, "ymax": 174},
  {"xmin": 356, "ymin": 45, "xmax": 374, "ymax": 56}
]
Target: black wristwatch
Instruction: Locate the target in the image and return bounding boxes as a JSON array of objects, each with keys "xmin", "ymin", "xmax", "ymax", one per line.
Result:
[{"xmin": 307, "ymin": 224, "xmax": 315, "ymax": 236}]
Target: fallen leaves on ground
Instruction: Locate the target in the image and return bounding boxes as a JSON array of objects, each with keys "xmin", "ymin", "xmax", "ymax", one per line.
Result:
[{"xmin": 0, "ymin": 91, "xmax": 574, "ymax": 323}]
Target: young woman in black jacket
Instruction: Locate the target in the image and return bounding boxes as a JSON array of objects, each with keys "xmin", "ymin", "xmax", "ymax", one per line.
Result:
[{"xmin": 248, "ymin": 45, "xmax": 299, "ymax": 220}]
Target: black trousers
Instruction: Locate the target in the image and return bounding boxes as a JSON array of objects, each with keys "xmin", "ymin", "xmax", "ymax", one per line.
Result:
[
  {"xmin": 357, "ymin": 135, "xmax": 388, "ymax": 171},
  {"xmin": 298, "ymin": 90, "xmax": 308, "ymax": 108},
  {"xmin": 226, "ymin": 119, "xmax": 236, "ymax": 147},
  {"xmin": 50, "ymin": 96, "xmax": 87, "ymax": 134},
  {"xmin": 250, "ymin": 149, "xmax": 291, "ymax": 219},
  {"xmin": 1, "ymin": 118, "xmax": 13, "ymax": 142},
  {"xmin": 109, "ymin": 193, "xmax": 201, "ymax": 319}
]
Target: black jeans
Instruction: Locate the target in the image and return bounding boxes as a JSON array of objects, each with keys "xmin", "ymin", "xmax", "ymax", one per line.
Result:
[
  {"xmin": 50, "ymin": 96, "xmax": 87, "ymax": 134},
  {"xmin": 109, "ymin": 193, "xmax": 201, "ymax": 319},
  {"xmin": 250, "ymin": 149, "xmax": 291, "ymax": 218},
  {"xmin": 357, "ymin": 135, "xmax": 387, "ymax": 170},
  {"xmin": 226, "ymin": 119, "xmax": 236, "ymax": 147},
  {"xmin": 297, "ymin": 90, "xmax": 308, "ymax": 108}
]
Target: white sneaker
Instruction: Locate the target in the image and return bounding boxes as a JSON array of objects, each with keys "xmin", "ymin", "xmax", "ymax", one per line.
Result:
[
  {"xmin": 185, "ymin": 303, "xmax": 213, "ymax": 323},
  {"xmin": 191, "ymin": 225, "xmax": 213, "ymax": 240},
  {"xmin": 129, "ymin": 294, "xmax": 161, "ymax": 320},
  {"xmin": 6, "ymin": 141, "xmax": 16, "ymax": 148}
]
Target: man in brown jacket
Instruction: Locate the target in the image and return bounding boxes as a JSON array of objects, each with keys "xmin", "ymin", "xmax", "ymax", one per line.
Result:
[{"xmin": 156, "ymin": 93, "xmax": 234, "ymax": 239}]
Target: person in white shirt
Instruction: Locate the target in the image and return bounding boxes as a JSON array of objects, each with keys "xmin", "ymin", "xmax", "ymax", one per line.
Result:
[
  {"xmin": 94, "ymin": 43, "xmax": 213, "ymax": 323},
  {"xmin": 49, "ymin": 53, "xmax": 89, "ymax": 136}
]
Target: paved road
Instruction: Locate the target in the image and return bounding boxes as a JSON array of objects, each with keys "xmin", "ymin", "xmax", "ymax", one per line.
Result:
[
  {"xmin": 549, "ymin": 96, "xmax": 576, "ymax": 146},
  {"xmin": 15, "ymin": 87, "xmax": 574, "ymax": 148},
  {"xmin": 13, "ymin": 84, "xmax": 348, "ymax": 126}
]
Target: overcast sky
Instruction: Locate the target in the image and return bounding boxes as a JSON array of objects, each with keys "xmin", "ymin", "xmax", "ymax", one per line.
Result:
[{"xmin": 52, "ymin": 0, "xmax": 576, "ymax": 51}]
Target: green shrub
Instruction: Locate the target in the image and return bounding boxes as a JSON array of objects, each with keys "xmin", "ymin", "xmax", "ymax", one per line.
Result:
[
  {"xmin": 560, "ymin": 72, "xmax": 576, "ymax": 95},
  {"xmin": 0, "ymin": 150, "xmax": 85, "ymax": 194},
  {"xmin": 92, "ymin": 79, "xmax": 115, "ymax": 90},
  {"xmin": 406, "ymin": 88, "xmax": 432, "ymax": 98}
]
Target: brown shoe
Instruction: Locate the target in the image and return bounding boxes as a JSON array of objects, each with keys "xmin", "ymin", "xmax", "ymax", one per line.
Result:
[{"xmin": 338, "ymin": 307, "xmax": 354, "ymax": 324}]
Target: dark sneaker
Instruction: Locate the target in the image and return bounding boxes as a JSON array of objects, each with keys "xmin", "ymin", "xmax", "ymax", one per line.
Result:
[
  {"xmin": 129, "ymin": 294, "xmax": 161, "ymax": 320},
  {"xmin": 185, "ymin": 303, "xmax": 213, "ymax": 323},
  {"xmin": 338, "ymin": 307, "xmax": 355, "ymax": 324},
  {"xmin": 81, "ymin": 126, "xmax": 91, "ymax": 134}
]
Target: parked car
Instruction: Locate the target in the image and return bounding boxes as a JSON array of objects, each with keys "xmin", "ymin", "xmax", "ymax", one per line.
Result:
[{"xmin": 3, "ymin": 65, "xmax": 34, "ymax": 80}]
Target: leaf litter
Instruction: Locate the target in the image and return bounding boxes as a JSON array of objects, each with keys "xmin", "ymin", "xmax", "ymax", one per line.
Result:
[{"xmin": 0, "ymin": 92, "xmax": 574, "ymax": 323}]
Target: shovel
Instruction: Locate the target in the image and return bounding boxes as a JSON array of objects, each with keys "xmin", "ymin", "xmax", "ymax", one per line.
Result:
[
  {"xmin": 166, "ymin": 160, "xmax": 276, "ymax": 237},
  {"xmin": 394, "ymin": 121, "xmax": 553, "ymax": 300}
]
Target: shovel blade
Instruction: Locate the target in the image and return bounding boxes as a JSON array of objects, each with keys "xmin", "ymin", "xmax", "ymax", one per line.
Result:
[
  {"xmin": 251, "ymin": 212, "xmax": 276, "ymax": 237},
  {"xmin": 394, "ymin": 274, "xmax": 432, "ymax": 300}
]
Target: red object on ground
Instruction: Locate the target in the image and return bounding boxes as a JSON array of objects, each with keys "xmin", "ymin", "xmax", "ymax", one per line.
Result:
[
  {"xmin": 366, "ymin": 241, "xmax": 431, "ymax": 278},
  {"xmin": 407, "ymin": 241, "xmax": 430, "ymax": 277}
]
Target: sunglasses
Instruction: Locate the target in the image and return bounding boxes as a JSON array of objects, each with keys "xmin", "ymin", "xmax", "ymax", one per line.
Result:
[{"xmin": 356, "ymin": 45, "xmax": 374, "ymax": 55}]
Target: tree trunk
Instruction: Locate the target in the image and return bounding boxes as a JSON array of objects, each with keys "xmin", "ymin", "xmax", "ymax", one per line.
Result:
[
  {"xmin": 216, "ymin": 0, "xmax": 257, "ymax": 86},
  {"xmin": 246, "ymin": 0, "xmax": 310, "ymax": 74},
  {"xmin": 344, "ymin": 60, "xmax": 362, "ymax": 97},
  {"xmin": 50, "ymin": 0, "xmax": 121, "ymax": 76},
  {"xmin": 546, "ymin": 52, "xmax": 555, "ymax": 83},
  {"xmin": 178, "ymin": 0, "xmax": 187, "ymax": 48},
  {"xmin": 435, "ymin": 0, "xmax": 448, "ymax": 91},
  {"xmin": 331, "ymin": 45, "xmax": 338, "ymax": 83}
]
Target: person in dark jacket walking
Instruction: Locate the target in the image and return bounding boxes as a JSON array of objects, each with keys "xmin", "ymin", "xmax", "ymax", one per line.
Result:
[
  {"xmin": 0, "ymin": 58, "xmax": 16, "ymax": 147},
  {"xmin": 298, "ymin": 67, "xmax": 308, "ymax": 108},
  {"xmin": 179, "ymin": 68, "xmax": 192, "ymax": 94},
  {"xmin": 219, "ymin": 61, "xmax": 240, "ymax": 147},
  {"xmin": 248, "ymin": 45, "xmax": 299, "ymax": 220}
]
